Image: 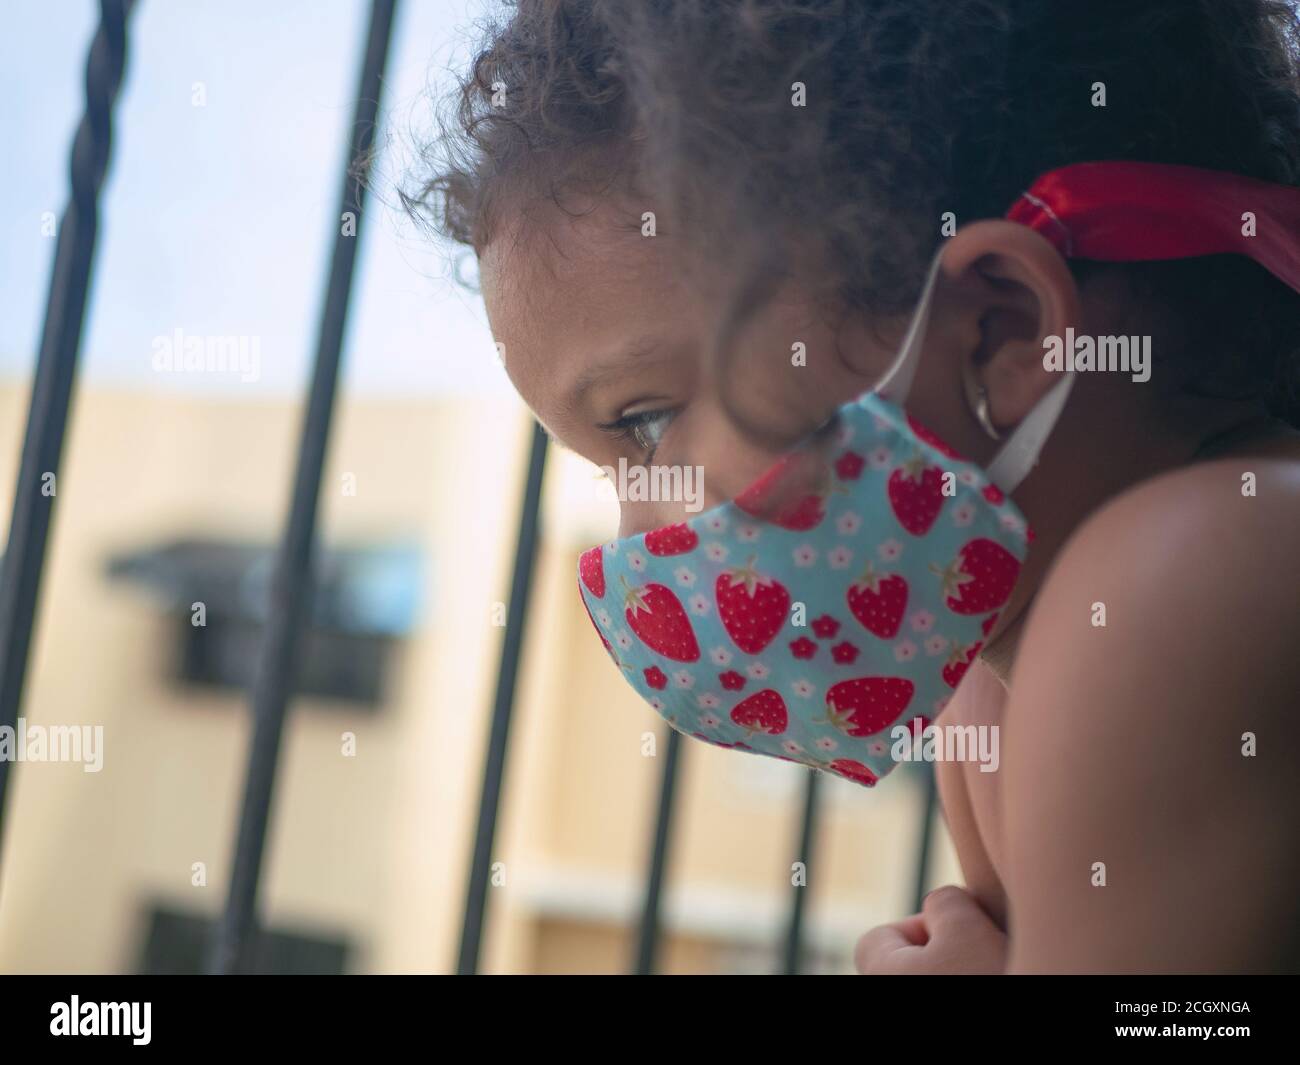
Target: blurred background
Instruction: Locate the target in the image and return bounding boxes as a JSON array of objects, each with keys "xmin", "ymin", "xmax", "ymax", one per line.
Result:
[{"xmin": 0, "ymin": 0, "xmax": 959, "ymax": 974}]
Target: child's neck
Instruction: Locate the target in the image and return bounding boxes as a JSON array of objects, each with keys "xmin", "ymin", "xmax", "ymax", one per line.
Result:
[{"xmin": 979, "ymin": 613, "xmax": 1024, "ymax": 689}]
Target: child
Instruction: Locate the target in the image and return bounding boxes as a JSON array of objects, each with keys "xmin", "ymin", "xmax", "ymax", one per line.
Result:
[{"xmin": 410, "ymin": 1, "xmax": 1300, "ymax": 973}]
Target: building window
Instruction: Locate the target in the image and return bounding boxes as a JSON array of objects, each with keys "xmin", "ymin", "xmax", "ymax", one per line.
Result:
[
  {"xmin": 108, "ymin": 538, "xmax": 424, "ymax": 707},
  {"xmin": 138, "ymin": 904, "xmax": 352, "ymax": 975}
]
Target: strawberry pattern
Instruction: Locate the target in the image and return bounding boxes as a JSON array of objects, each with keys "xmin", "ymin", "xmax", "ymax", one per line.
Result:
[
  {"xmin": 578, "ymin": 391, "xmax": 1029, "ymax": 789},
  {"xmin": 715, "ymin": 558, "xmax": 791, "ymax": 653},
  {"xmin": 887, "ymin": 455, "xmax": 947, "ymax": 535}
]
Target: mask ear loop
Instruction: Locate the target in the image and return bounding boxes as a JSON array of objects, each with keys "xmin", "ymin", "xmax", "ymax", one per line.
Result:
[
  {"xmin": 872, "ymin": 250, "xmax": 947, "ymax": 404},
  {"xmin": 872, "ymin": 247, "xmax": 1074, "ymax": 494},
  {"xmin": 985, "ymin": 370, "xmax": 1074, "ymax": 492}
]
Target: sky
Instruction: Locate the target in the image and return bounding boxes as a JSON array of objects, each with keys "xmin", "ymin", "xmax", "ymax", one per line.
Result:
[{"xmin": 0, "ymin": 0, "xmax": 515, "ymax": 398}]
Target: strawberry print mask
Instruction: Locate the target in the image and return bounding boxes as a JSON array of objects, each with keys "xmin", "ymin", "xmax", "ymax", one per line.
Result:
[
  {"xmin": 577, "ymin": 247, "xmax": 1068, "ymax": 788},
  {"xmin": 576, "ymin": 162, "xmax": 1300, "ymax": 788}
]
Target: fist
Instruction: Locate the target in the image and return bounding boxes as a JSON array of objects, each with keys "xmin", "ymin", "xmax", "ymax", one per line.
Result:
[{"xmin": 855, "ymin": 885, "xmax": 1007, "ymax": 975}]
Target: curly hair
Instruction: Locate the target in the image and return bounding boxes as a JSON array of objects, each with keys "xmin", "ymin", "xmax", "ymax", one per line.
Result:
[{"xmin": 405, "ymin": 0, "xmax": 1300, "ymax": 424}]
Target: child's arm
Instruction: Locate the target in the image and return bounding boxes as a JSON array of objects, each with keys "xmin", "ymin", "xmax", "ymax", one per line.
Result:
[
  {"xmin": 934, "ymin": 672, "xmax": 1011, "ymax": 931},
  {"xmin": 1002, "ymin": 462, "xmax": 1300, "ymax": 973}
]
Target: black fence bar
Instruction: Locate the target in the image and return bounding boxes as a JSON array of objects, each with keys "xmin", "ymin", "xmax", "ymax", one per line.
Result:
[
  {"xmin": 208, "ymin": 0, "xmax": 398, "ymax": 975},
  {"xmin": 911, "ymin": 762, "xmax": 939, "ymax": 912},
  {"xmin": 0, "ymin": 0, "xmax": 134, "ymax": 853},
  {"xmin": 632, "ymin": 726, "xmax": 684, "ymax": 975},
  {"xmin": 456, "ymin": 421, "xmax": 549, "ymax": 975},
  {"xmin": 781, "ymin": 769, "xmax": 821, "ymax": 974}
]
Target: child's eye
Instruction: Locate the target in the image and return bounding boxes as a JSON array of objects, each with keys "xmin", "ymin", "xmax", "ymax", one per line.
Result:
[{"xmin": 598, "ymin": 408, "xmax": 677, "ymax": 458}]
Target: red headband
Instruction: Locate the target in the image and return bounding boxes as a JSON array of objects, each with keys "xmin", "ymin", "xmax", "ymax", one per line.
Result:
[{"xmin": 1006, "ymin": 161, "xmax": 1300, "ymax": 295}]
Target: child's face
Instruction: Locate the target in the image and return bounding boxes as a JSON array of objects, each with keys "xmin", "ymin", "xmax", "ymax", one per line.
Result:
[{"xmin": 480, "ymin": 197, "xmax": 899, "ymax": 538}]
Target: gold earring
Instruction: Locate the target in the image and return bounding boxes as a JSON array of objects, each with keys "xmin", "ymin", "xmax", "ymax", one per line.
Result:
[
  {"xmin": 962, "ymin": 363, "xmax": 1004, "ymax": 441},
  {"xmin": 972, "ymin": 386, "xmax": 1003, "ymax": 441}
]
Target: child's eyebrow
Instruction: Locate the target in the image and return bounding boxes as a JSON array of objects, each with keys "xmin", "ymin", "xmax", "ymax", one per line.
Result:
[{"xmin": 565, "ymin": 338, "xmax": 663, "ymax": 411}]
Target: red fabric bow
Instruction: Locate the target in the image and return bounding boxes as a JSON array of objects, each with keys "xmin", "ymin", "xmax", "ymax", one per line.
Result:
[{"xmin": 1006, "ymin": 161, "xmax": 1300, "ymax": 295}]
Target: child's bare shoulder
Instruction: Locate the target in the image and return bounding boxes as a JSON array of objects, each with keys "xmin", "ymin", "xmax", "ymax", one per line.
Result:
[
  {"xmin": 1014, "ymin": 448, "xmax": 1300, "ymax": 728},
  {"xmin": 1055, "ymin": 448, "xmax": 1300, "ymax": 612}
]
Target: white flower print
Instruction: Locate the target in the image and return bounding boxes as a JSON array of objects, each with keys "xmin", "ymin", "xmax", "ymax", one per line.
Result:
[
  {"xmin": 958, "ymin": 469, "xmax": 979, "ymax": 486},
  {"xmin": 836, "ymin": 423, "xmax": 855, "ymax": 447},
  {"xmin": 924, "ymin": 634, "xmax": 949, "ymax": 656},
  {"xmin": 814, "ymin": 736, "xmax": 838, "ymax": 753},
  {"xmin": 688, "ymin": 594, "xmax": 710, "ymax": 616},
  {"xmin": 672, "ymin": 670, "xmax": 695, "ymax": 689},
  {"xmin": 893, "ymin": 639, "xmax": 918, "ymax": 662},
  {"xmin": 782, "ymin": 739, "xmax": 805, "ymax": 756},
  {"xmin": 791, "ymin": 679, "xmax": 816, "ymax": 699},
  {"xmin": 746, "ymin": 662, "xmax": 771, "ymax": 680},
  {"xmin": 828, "ymin": 546, "xmax": 853, "ymax": 570},
  {"xmin": 952, "ymin": 502, "xmax": 976, "ymax": 527},
  {"xmin": 910, "ymin": 610, "xmax": 935, "ymax": 633},
  {"xmin": 697, "ymin": 701, "xmax": 721, "ymax": 717},
  {"xmin": 614, "ymin": 630, "xmax": 634, "ymax": 651},
  {"xmin": 704, "ymin": 541, "xmax": 729, "ymax": 563},
  {"xmin": 793, "ymin": 545, "xmax": 818, "ymax": 568},
  {"xmin": 836, "ymin": 512, "xmax": 862, "ymax": 536},
  {"xmin": 596, "ymin": 608, "xmax": 613, "ymax": 628},
  {"xmin": 650, "ymin": 697, "xmax": 666, "ymax": 711},
  {"xmin": 627, "ymin": 550, "xmax": 647, "ymax": 572},
  {"xmin": 868, "ymin": 445, "xmax": 893, "ymax": 470},
  {"xmin": 606, "ymin": 540, "xmax": 620, "ymax": 554},
  {"xmin": 709, "ymin": 646, "xmax": 733, "ymax": 667},
  {"xmin": 877, "ymin": 538, "xmax": 903, "ymax": 563},
  {"xmin": 704, "ymin": 513, "xmax": 728, "ymax": 534},
  {"xmin": 999, "ymin": 512, "xmax": 1023, "ymax": 533},
  {"xmin": 868, "ymin": 740, "xmax": 888, "ymax": 757},
  {"xmin": 674, "ymin": 566, "xmax": 696, "ymax": 588},
  {"xmin": 736, "ymin": 524, "xmax": 761, "ymax": 543}
]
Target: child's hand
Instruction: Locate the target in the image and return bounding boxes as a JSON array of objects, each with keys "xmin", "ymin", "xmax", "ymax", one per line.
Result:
[{"xmin": 854, "ymin": 886, "xmax": 1007, "ymax": 975}]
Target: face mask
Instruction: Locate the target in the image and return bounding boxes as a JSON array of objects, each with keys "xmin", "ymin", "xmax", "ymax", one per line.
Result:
[
  {"xmin": 576, "ymin": 249, "xmax": 1074, "ymax": 787},
  {"xmin": 576, "ymin": 162, "xmax": 1300, "ymax": 789}
]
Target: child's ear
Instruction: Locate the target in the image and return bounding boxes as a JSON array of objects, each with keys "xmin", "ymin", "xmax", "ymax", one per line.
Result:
[{"xmin": 940, "ymin": 220, "xmax": 1081, "ymax": 435}]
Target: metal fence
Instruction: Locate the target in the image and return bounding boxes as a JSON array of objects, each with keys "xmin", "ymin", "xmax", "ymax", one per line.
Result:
[{"xmin": 0, "ymin": 0, "xmax": 938, "ymax": 976}]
